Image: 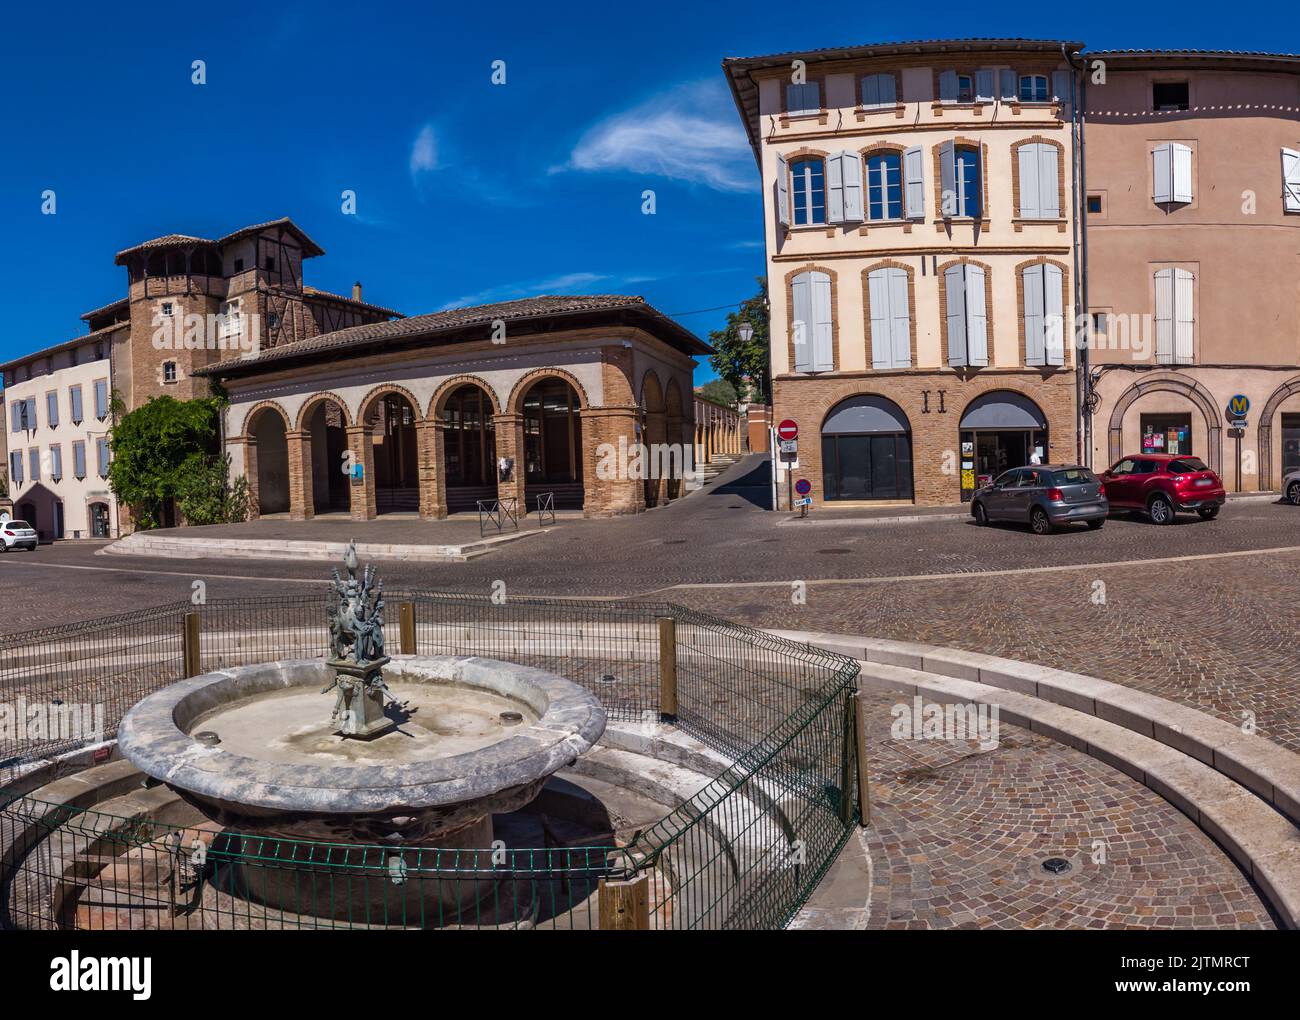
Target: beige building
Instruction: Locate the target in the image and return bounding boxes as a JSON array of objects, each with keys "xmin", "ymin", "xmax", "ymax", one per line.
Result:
[
  {"xmin": 1082, "ymin": 51, "xmax": 1300, "ymax": 492},
  {"xmin": 725, "ymin": 38, "xmax": 1084, "ymax": 508}
]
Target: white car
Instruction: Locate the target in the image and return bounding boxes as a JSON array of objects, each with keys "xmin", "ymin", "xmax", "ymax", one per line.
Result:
[
  {"xmin": 1285, "ymin": 468, "xmax": 1300, "ymax": 506},
  {"xmin": 0, "ymin": 519, "xmax": 38, "ymax": 552}
]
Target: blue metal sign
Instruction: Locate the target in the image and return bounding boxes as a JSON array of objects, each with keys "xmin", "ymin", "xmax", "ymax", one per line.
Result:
[
  {"xmin": 1227, "ymin": 394, "xmax": 1250, "ymax": 419},
  {"xmin": 795, "ymin": 478, "xmax": 812, "ymax": 496}
]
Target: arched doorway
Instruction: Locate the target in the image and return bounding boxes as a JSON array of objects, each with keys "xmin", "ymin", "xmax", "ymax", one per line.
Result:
[
  {"xmin": 249, "ymin": 407, "xmax": 290, "ymax": 515},
  {"xmin": 368, "ymin": 393, "xmax": 420, "ymax": 513},
  {"xmin": 442, "ymin": 383, "xmax": 498, "ymax": 513},
  {"xmin": 959, "ymin": 390, "xmax": 1047, "ymax": 500},
  {"xmin": 304, "ymin": 398, "xmax": 350, "ymax": 514},
  {"xmin": 522, "ymin": 377, "xmax": 583, "ymax": 510},
  {"xmin": 821, "ymin": 394, "xmax": 913, "ymax": 501},
  {"xmin": 665, "ymin": 379, "xmax": 685, "ymax": 500},
  {"xmin": 641, "ymin": 372, "xmax": 666, "ymax": 508}
]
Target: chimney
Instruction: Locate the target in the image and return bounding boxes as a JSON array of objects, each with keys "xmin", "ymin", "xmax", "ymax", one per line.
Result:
[{"xmin": 351, "ymin": 281, "xmax": 363, "ymax": 302}]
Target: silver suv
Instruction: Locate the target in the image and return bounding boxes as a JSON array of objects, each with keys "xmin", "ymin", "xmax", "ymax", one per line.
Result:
[
  {"xmin": 0, "ymin": 519, "xmax": 38, "ymax": 552},
  {"xmin": 1285, "ymin": 468, "xmax": 1300, "ymax": 506}
]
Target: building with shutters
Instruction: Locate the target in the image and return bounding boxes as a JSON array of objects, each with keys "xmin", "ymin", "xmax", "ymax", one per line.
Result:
[
  {"xmin": 724, "ymin": 38, "xmax": 1083, "ymax": 507},
  {"xmin": 1081, "ymin": 50, "xmax": 1300, "ymax": 494}
]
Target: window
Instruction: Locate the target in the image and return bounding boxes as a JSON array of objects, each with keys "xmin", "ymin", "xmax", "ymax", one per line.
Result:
[
  {"xmin": 1154, "ymin": 268, "xmax": 1194, "ymax": 364},
  {"xmin": 163, "ymin": 361, "xmax": 177, "ymax": 384},
  {"xmin": 233, "ymin": 257, "xmax": 245, "ymax": 273},
  {"xmin": 1168, "ymin": 457, "xmax": 1208, "ymax": 474},
  {"xmin": 69, "ymin": 385, "xmax": 83, "ymax": 424},
  {"xmin": 1016, "ymin": 142, "xmax": 1060, "ymax": 219},
  {"xmin": 1022, "ymin": 263, "xmax": 1065, "ymax": 367},
  {"xmin": 1052, "ymin": 468, "xmax": 1098, "ymax": 485},
  {"xmin": 1141, "ymin": 414, "xmax": 1194, "ymax": 454},
  {"xmin": 938, "ymin": 71, "xmax": 975, "ymax": 104},
  {"xmin": 957, "ymin": 74, "xmax": 973, "ymax": 102},
  {"xmin": 73, "ymin": 441, "xmax": 86, "ymax": 480},
  {"xmin": 865, "ymin": 153, "xmax": 902, "ymax": 220},
  {"xmin": 50, "ymin": 445, "xmax": 62, "ymax": 481},
  {"xmin": 21, "ymin": 397, "xmax": 36, "ymax": 431},
  {"xmin": 94, "ymin": 379, "xmax": 109, "ymax": 420},
  {"xmin": 9, "ymin": 451, "xmax": 21, "ymax": 485},
  {"xmin": 1091, "ymin": 312, "xmax": 1108, "ymax": 345},
  {"xmin": 1019, "ymin": 74, "xmax": 1049, "ymax": 102},
  {"xmin": 161, "ymin": 301, "xmax": 173, "ymax": 317},
  {"xmin": 46, "ymin": 391, "xmax": 58, "ymax": 428},
  {"xmin": 96, "ymin": 437, "xmax": 110, "ymax": 478},
  {"xmin": 1087, "ymin": 194, "xmax": 1103, "ymax": 214},
  {"xmin": 1283, "ymin": 148, "xmax": 1300, "ymax": 213},
  {"xmin": 1153, "ymin": 142, "xmax": 1193, "ymax": 204},
  {"xmin": 861, "ymin": 73, "xmax": 896, "ymax": 109},
  {"xmin": 29, "ymin": 448, "xmax": 40, "ymax": 482},
  {"xmin": 939, "ymin": 142, "xmax": 981, "ymax": 218},
  {"xmin": 943, "ymin": 263, "xmax": 989, "ymax": 367},
  {"xmin": 786, "ymin": 81, "xmax": 821, "ymax": 116},
  {"xmin": 790, "ymin": 158, "xmax": 826, "ymax": 225},
  {"xmin": 867, "ymin": 267, "xmax": 912, "ymax": 369},
  {"xmin": 219, "ymin": 299, "xmax": 243, "ymax": 341},
  {"xmin": 265, "ymin": 255, "xmax": 276, "ymax": 271},
  {"xmin": 1153, "ymin": 81, "xmax": 1189, "ymax": 112},
  {"xmin": 268, "ymin": 312, "xmax": 280, "ymax": 329},
  {"xmin": 790, "ymin": 270, "xmax": 834, "ymax": 372}
]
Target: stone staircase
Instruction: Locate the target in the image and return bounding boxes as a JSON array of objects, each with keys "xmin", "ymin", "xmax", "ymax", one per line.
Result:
[{"xmin": 695, "ymin": 454, "xmax": 741, "ymax": 486}]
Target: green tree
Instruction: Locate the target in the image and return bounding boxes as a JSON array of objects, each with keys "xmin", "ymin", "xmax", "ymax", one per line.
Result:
[
  {"xmin": 176, "ymin": 453, "xmax": 250, "ymax": 526},
  {"xmin": 697, "ymin": 378, "xmax": 739, "ymax": 408},
  {"xmin": 707, "ymin": 277, "xmax": 769, "ymax": 403},
  {"xmin": 108, "ymin": 396, "xmax": 246, "ymax": 529}
]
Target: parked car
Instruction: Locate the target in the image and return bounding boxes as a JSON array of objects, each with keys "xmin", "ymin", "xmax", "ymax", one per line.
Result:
[
  {"xmin": 0, "ymin": 519, "xmax": 38, "ymax": 552},
  {"xmin": 1098, "ymin": 454, "xmax": 1225, "ymax": 524},
  {"xmin": 970, "ymin": 465, "xmax": 1109, "ymax": 534},
  {"xmin": 1283, "ymin": 467, "xmax": 1300, "ymax": 506}
]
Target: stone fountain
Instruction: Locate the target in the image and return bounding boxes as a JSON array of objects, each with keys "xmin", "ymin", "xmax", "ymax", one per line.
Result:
[{"xmin": 117, "ymin": 543, "xmax": 607, "ymax": 921}]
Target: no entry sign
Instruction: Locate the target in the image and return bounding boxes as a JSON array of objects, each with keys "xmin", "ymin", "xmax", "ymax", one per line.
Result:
[{"xmin": 777, "ymin": 419, "xmax": 799, "ymax": 442}]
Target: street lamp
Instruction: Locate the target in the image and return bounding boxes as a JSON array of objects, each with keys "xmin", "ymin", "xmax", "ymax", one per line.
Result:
[{"xmin": 737, "ymin": 321, "xmax": 754, "ymax": 344}]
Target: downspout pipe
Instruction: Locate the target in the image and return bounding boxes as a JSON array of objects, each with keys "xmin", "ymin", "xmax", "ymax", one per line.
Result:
[{"xmin": 1063, "ymin": 43, "xmax": 1091, "ymax": 467}]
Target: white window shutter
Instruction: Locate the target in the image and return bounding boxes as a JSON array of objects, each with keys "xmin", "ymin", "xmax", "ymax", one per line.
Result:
[
  {"xmin": 1153, "ymin": 144, "xmax": 1173, "ymax": 204},
  {"xmin": 888, "ymin": 268, "xmax": 911, "ymax": 368},
  {"xmin": 1044, "ymin": 262, "xmax": 1065, "ymax": 366},
  {"xmin": 1039, "ymin": 144, "xmax": 1060, "ymax": 217},
  {"xmin": 999, "ymin": 69, "xmax": 1017, "ymax": 101},
  {"xmin": 776, "ymin": 153, "xmax": 790, "ymax": 228},
  {"xmin": 976, "ymin": 69, "xmax": 995, "ymax": 102},
  {"xmin": 791, "ymin": 272, "xmax": 812, "ymax": 371},
  {"xmin": 939, "ymin": 140, "xmax": 956, "ymax": 218},
  {"xmin": 811, "ymin": 272, "xmax": 834, "ymax": 371},
  {"xmin": 1154, "ymin": 268, "xmax": 1174, "ymax": 362},
  {"xmin": 1018, "ymin": 145, "xmax": 1041, "ymax": 218},
  {"xmin": 840, "ymin": 152, "xmax": 863, "ymax": 222},
  {"xmin": 1023, "ymin": 263, "xmax": 1045, "ymax": 365},
  {"xmin": 903, "ymin": 146, "xmax": 925, "ymax": 220},
  {"xmin": 1172, "ymin": 143, "xmax": 1193, "ymax": 203},
  {"xmin": 945, "ymin": 264, "xmax": 968, "ymax": 366},
  {"xmin": 826, "ymin": 153, "xmax": 846, "ymax": 224},
  {"xmin": 939, "ymin": 70, "xmax": 958, "ymax": 103},
  {"xmin": 868, "ymin": 269, "xmax": 891, "ymax": 369},
  {"xmin": 1283, "ymin": 147, "xmax": 1300, "ymax": 212},
  {"xmin": 1052, "ymin": 70, "xmax": 1071, "ymax": 106},
  {"xmin": 965, "ymin": 265, "xmax": 989, "ymax": 366},
  {"xmin": 1174, "ymin": 268, "xmax": 1194, "ymax": 363}
]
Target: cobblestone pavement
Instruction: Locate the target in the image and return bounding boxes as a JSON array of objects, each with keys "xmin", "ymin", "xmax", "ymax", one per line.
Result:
[{"xmin": 798, "ymin": 689, "xmax": 1275, "ymax": 930}]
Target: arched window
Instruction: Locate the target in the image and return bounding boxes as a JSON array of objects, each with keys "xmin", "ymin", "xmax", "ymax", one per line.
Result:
[
  {"xmin": 790, "ymin": 158, "xmax": 825, "ymax": 225},
  {"xmin": 865, "ymin": 153, "xmax": 902, "ymax": 220}
]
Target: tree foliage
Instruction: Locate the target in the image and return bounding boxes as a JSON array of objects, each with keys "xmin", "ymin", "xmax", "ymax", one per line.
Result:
[
  {"xmin": 707, "ymin": 277, "xmax": 770, "ymax": 403},
  {"xmin": 697, "ymin": 378, "xmax": 740, "ymax": 408}
]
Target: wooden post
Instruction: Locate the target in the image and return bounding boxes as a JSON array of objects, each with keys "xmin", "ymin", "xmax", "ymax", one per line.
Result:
[
  {"xmin": 854, "ymin": 690, "xmax": 871, "ymax": 827},
  {"xmin": 839, "ymin": 694, "xmax": 855, "ymax": 825},
  {"xmin": 598, "ymin": 874, "xmax": 650, "ymax": 930},
  {"xmin": 182, "ymin": 612, "xmax": 201, "ymax": 678},
  {"xmin": 397, "ymin": 601, "xmax": 416, "ymax": 655},
  {"xmin": 657, "ymin": 617, "xmax": 677, "ymax": 721}
]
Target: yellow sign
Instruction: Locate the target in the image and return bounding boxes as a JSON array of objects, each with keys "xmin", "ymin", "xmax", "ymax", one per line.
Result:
[{"xmin": 961, "ymin": 469, "xmax": 975, "ymax": 490}]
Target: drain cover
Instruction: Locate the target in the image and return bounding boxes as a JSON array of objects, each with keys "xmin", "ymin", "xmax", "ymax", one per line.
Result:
[
  {"xmin": 499, "ymin": 711, "xmax": 524, "ymax": 725},
  {"xmin": 194, "ymin": 731, "xmax": 221, "ymax": 747},
  {"xmin": 1041, "ymin": 856, "xmax": 1072, "ymax": 875}
]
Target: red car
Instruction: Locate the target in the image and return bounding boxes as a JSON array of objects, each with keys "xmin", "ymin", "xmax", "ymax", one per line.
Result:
[{"xmin": 1098, "ymin": 454, "xmax": 1226, "ymax": 524}]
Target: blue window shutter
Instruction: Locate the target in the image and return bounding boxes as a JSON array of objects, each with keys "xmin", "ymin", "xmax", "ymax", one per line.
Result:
[
  {"xmin": 811, "ymin": 272, "xmax": 834, "ymax": 371},
  {"xmin": 52, "ymin": 446, "xmax": 62, "ymax": 480},
  {"xmin": 1018, "ymin": 144, "xmax": 1041, "ymax": 218},
  {"xmin": 1023, "ymin": 263, "xmax": 1045, "ymax": 365},
  {"xmin": 840, "ymin": 152, "xmax": 863, "ymax": 222},
  {"xmin": 9, "ymin": 401, "xmax": 19, "ymax": 432},
  {"xmin": 877, "ymin": 73, "xmax": 896, "ymax": 106},
  {"xmin": 868, "ymin": 269, "xmax": 891, "ymax": 369},
  {"xmin": 25, "ymin": 397, "xmax": 36, "ymax": 430},
  {"xmin": 94, "ymin": 380, "xmax": 108, "ymax": 418},
  {"xmin": 999, "ymin": 69, "xmax": 1017, "ymax": 101},
  {"xmin": 47, "ymin": 392, "xmax": 58, "ymax": 427},
  {"xmin": 939, "ymin": 70, "xmax": 958, "ymax": 103},
  {"xmin": 1044, "ymin": 263, "xmax": 1065, "ymax": 366},
  {"xmin": 861, "ymin": 74, "xmax": 881, "ymax": 108},
  {"xmin": 945, "ymin": 264, "xmax": 968, "ymax": 366},
  {"xmin": 70, "ymin": 387, "xmax": 83, "ymax": 423},
  {"xmin": 903, "ymin": 146, "xmax": 925, "ymax": 220},
  {"xmin": 1052, "ymin": 70, "xmax": 1071, "ymax": 107},
  {"xmin": 792, "ymin": 272, "xmax": 813, "ymax": 371},
  {"xmin": 938, "ymin": 140, "xmax": 956, "ymax": 218},
  {"xmin": 888, "ymin": 268, "xmax": 911, "ymax": 368},
  {"xmin": 787, "ymin": 82, "xmax": 820, "ymax": 115},
  {"xmin": 74, "ymin": 443, "xmax": 85, "ymax": 479},
  {"xmin": 775, "ymin": 153, "xmax": 790, "ymax": 228},
  {"xmin": 975, "ymin": 69, "xmax": 995, "ymax": 102},
  {"xmin": 1039, "ymin": 144, "xmax": 1060, "ymax": 217},
  {"xmin": 965, "ymin": 265, "xmax": 989, "ymax": 367},
  {"xmin": 29, "ymin": 448, "xmax": 39, "ymax": 482}
]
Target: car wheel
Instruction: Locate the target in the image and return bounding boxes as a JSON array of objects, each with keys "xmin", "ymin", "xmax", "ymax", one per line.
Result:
[
  {"xmin": 1086, "ymin": 518, "xmax": 1104, "ymax": 530},
  {"xmin": 1148, "ymin": 495, "xmax": 1174, "ymax": 525},
  {"xmin": 972, "ymin": 502, "xmax": 989, "ymax": 526},
  {"xmin": 1288, "ymin": 481, "xmax": 1300, "ymax": 506},
  {"xmin": 1030, "ymin": 507, "xmax": 1053, "ymax": 535},
  {"xmin": 1197, "ymin": 506, "xmax": 1219, "ymax": 520}
]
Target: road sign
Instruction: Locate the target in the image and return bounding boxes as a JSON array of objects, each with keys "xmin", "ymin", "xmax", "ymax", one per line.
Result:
[
  {"xmin": 777, "ymin": 419, "xmax": 799, "ymax": 442},
  {"xmin": 794, "ymin": 497, "xmax": 812, "ymax": 507},
  {"xmin": 1228, "ymin": 394, "xmax": 1250, "ymax": 419},
  {"xmin": 779, "ymin": 439, "xmax": 798, "ymax": 456},
  {"xmin": 795, "ymin": 478, "xmax": 811, "ymax": 496}
]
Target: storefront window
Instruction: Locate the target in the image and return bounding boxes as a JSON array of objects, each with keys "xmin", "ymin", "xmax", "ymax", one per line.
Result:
[{"xmin": 1140, "ymin": 413, "xmax": 1192, "ymax": 456}]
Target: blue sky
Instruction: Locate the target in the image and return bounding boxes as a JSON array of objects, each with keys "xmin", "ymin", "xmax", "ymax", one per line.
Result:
[{"xmin": 0, "ymin": 0, "xmax": 1290, "ymax": 379}]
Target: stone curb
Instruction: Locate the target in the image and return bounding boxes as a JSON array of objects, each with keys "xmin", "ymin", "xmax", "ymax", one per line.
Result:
[{"xmin": 97, "ymin": 529, "xmax": 541, "ymax": 563}]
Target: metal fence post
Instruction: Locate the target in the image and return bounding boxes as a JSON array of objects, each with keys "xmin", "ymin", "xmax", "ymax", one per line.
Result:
[
  {"xmin": 598, "ymin": 874, "xmax": 650, "ymax": 930},
  {"xmin": 854, "ymin": 690, "xmax": 870, "ymax": 827},
  {"xmin": 397, "ymin": 601, "xmax": 416, "ymax": 655},
  {"xmin": 657, "ymin": 617, "xmax": 677, "ymax": 721},
  {"xmin": 182, "ymin": 611, "xmax": 201, "ymax": 678}
]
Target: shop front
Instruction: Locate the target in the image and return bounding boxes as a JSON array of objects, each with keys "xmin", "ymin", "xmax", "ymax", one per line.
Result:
[
  {"xmin": 1140, "ymin": 412, "xmax": 1193, "ymax": 456},
  {"xmin": 820, "ymin": 395, "xmax": 914, "ymax": 502},
  {"xmin": 959, "ymin": 391, "xmax": 1049, "ymax": 500}
]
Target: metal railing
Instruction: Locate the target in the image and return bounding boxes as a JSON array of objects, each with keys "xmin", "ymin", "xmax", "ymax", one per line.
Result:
[{"xmin": 0, "ymin": 593, "xmax": 861, "ymax": 930}]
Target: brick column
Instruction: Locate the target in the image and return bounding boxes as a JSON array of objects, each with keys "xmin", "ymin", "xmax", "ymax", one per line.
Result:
[
  {"xmin": 286, "ymin": 430, "xmax": 314, "ymax": 521},
  {"xmin": 417, "ymin": 420, "xmax": 447, "ymax": 519},
  {"xmin": 646, "ymin": 411, "xmax": 668, "ymax": 507},
  {"xmin": 581, "ymin": 406, "xmax": 642, "ymax": 516},
  {"xmin": 346, "ymin": 424, "xmax": 377, "ymax": 521},
  {"xmin": 493, "ymin": 412, "xmax": 527, "ymax": 514},
  {"xmin": 240, "ymin": 437, "xmax": 261, "ymax": 521}
]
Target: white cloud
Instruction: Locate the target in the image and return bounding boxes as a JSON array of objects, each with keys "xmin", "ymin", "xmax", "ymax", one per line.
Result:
[
  {"xmin": 566, "ymin": 80, "xmax": 752, "ymax": 192},
  {"xmin": 438, "ymin": 271, "xmax": 611, "ymax": 311},
  {"xmin": 409, "ymin": 124, "xmax": 439, "ymax": 180}
]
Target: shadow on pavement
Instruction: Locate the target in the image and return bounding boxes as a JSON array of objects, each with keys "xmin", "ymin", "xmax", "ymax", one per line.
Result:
[{"xmin": 709, "ymin": 456, "xmax": 773, "ymax": 510}]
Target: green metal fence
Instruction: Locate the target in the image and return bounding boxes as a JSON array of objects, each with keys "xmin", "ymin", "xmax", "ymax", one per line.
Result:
[{"xmin": 0, "ymin": 593, "xmax": 860, "ymax": 930}]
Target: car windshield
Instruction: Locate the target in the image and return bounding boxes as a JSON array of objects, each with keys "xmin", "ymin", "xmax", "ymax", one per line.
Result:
[
  {"xmin": 1167, "ymin": 458, "xmax": 1208, "ymax": 474},
  {"xmin": 6, "ymin": 521, "xmax": 30, "ymax": 529},
  {"xmin": 1052, "ymin": 468, "xmax": 1096, "ymax": 485}
]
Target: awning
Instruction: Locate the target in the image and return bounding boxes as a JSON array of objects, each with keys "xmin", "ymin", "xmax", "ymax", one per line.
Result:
[
  {"xmin": 959, "ymin": 391, "xmax": 1047, "ymax": 430},
  {"xmin": 823, "ymin": 395, "xmax": 910, "ymax": 434}
]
